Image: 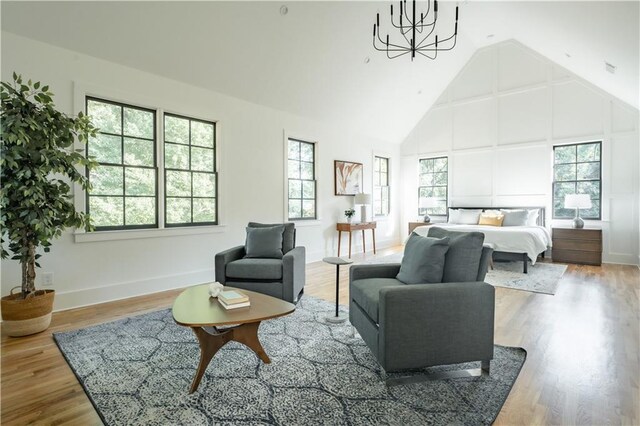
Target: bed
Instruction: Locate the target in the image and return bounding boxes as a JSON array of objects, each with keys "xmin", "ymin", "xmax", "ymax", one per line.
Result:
[{"xmin": 412, "ymin": 206, "xmax": 550, "ymax": 273}]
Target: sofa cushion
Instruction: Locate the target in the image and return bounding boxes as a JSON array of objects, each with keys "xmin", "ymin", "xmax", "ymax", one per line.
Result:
[
  {"xmin": 245, "ymin": 225, "xmax": 285, "ymax": 259},
  {"xmin": 396, "ymin": 233, "xmax": 450, "ymax": 284},
  {"xmin": 351, "ymin": 278, "xmax": 405, "ymax": 323},
  {"xmin": 427, "ymin": 227, "xmax": 485, "ymax": 282},
  {"xmin": 248, "ymin": 222, "xmax": 296, "ymax": 253},
  {"xmin": 226, "ymin": 258, "xmax": 283, "ymax": 280}
]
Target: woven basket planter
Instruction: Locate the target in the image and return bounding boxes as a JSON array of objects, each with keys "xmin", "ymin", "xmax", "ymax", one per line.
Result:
[{"xmin": 1, "ymin": 289, "xmax": 55, "ymax": 337}]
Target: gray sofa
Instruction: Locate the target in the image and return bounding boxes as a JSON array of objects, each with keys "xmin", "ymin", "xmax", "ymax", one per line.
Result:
[
  {"xmin": 349, "ymin": 229, "xmax": 495, "ymax": 376},
  {"xmin": 215, "ymin": 222, "xmax": 305, "ymax": 303}
]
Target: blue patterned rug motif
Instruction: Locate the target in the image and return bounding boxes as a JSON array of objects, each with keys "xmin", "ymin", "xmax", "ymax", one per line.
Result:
[{"xmin": 54, "ymin": 296, "xmax": 525, "ymax": 425}]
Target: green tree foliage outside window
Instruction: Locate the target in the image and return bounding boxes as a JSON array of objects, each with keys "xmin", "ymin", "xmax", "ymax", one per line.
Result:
[
  {"xmin": 288, "ymin": 139, "xmax": 316, "ymax": 220},
  {"xmin": 553, "ymin": 142, "xmax": 601, "ymax": 219},
  {"xmin": 164, "ymin": 114, "xmax": 217, "ymax": 226},
  {"xmin": 418, "ymin": 156, "xmax": 448, "ymax": 216},
  {"xmin": 86, "ymin": 98, "xmax": 157, "ymax": 229},
  {"xmin": 373, "ymin": 156, "xmax": 390, "ymax": 216}
]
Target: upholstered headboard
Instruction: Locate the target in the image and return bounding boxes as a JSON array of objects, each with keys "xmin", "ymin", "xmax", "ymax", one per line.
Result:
[{"xmin": 449, "ymin": 206, "xmax": 546, "ymax": 227}]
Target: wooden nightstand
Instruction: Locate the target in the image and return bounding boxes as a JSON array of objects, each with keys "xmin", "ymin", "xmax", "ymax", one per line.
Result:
[
  {"xmin": 552, "ymin": 227, "xmax": 602, "ymax": 265},
  {"xmin": 408, "ymin": 222, "xmax": 435, "ymax": 235}
]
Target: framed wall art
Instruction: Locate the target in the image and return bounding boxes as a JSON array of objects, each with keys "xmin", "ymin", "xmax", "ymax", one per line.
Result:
[{"xmin": 334, "ymin": 160, "xmax": 363, "ymax": 196}]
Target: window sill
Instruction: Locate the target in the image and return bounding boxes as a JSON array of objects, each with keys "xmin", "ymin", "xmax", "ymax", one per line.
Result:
[{"xmin": 74, "ymin": 225, "xmax": 227, "ymax": 243}]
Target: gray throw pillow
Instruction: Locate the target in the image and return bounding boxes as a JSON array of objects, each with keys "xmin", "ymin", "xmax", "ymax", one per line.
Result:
[
  {"xmin": 500, "ymin": 209, "xmax": 528, "ymax": 226},
  {"xmin": 396, "ymin": 233, "xmax": 450, "ymax": 284},
  {"xmin": 245, "ymin": 225, "xmax": 285, "ymax": 259},
  {"xmin": 427, "ymin": 227, "xmax": 485, "ymax": 282},
  {"xmin": 248, "ymin": 222, "xmax": 295, "ymax": 253}
]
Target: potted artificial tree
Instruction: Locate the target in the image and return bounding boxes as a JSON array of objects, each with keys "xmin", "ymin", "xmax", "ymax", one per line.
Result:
[{"xmin": 1, "ymin": 73, "xmax": 97, "ymax": 336}]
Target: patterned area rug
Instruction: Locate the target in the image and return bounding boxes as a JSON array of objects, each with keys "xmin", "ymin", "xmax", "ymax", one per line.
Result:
[
  {"xmin": 54, "ymin": 296, "xmax": 526, "ymax": 425},
  {"xmin": 362, "ymin": 253, "xmax": 566, "ymax": 295}
]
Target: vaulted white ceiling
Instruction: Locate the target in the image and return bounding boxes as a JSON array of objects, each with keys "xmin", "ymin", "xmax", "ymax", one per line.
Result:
[{"xmin": 2, "ymin": 1, "xmax": 638, "ymax": 144}]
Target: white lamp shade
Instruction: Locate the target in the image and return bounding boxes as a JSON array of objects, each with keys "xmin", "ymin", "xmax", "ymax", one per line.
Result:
[
  {"xmin": 419, "ymin": 197, "xmax": 439, "ymax": 208},
  {"xmin": 354, "ymin": 193, "xmax": 372, "ymax": 205},
  {"xmin": 564, "ymin": 194, "xmax": 592, "ymax": 209}
]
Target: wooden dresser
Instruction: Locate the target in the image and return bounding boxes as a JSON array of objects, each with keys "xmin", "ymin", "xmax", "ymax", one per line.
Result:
[{"xmin": 552, "ymin": 227, "xmax": 602, "ymax": 265}]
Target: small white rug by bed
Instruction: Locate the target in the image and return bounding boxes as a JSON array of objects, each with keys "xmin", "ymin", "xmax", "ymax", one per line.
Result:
[{"xmin": 361, "ymin": 253, "xmax": 567, "ymax": 295}]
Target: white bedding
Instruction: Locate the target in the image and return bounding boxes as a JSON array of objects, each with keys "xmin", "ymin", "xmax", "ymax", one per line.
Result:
[{"xmin": 412, "ymin": 224, "xmax": 551, "ymax": 265}]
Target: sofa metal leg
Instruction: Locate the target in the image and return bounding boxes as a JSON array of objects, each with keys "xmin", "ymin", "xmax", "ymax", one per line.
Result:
[{"xmin": 385, "ymin": 360, "xmax": 491, "ymax": 386}]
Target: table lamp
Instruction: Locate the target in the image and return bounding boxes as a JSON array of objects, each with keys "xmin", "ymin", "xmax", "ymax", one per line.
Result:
[
  {"xmin": 354, "ymin": 193, "xmax": 372, "ymax": 223},
  {"xmin": 564, "ymin": 194, "xmax": 592, "ymax": 228},
  {"xmin": 419, "ymin": 197, "xmax": 439, "ymax": 223}
]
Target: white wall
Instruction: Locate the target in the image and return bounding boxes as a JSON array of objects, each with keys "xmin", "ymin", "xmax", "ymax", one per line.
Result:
[
  {"xmin": 0, "ymin": 32, "xmax": 402, "ymax": 310},
  {"xmin": 401, "ymin": 40, "xmax": 640, "ymax": 265}
]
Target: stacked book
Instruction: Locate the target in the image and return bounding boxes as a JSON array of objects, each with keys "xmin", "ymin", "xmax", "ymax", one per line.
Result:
[{"xmin": 218, "ymin": 290, "xmax": 250, "ymax": 310}]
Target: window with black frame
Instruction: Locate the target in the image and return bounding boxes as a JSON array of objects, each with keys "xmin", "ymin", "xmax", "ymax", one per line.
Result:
[
  {"xmin": 164, "ymin": 114, "xmax": 217, "ymax": 226},
  {"xmin": 86, "ymin": 97, "xmax": 157, "ymax": 230},
  {"xmin": 418, "ymin": 156, "xmax": 448, "ymax": 216},
  {"xmin": 553, "ymin": 141, "xmax": 601, "ymax": 219},
  {"xmin": 288, "ymin": 138, "xmax": 316, "ymax": 220},
  {"xmin": 373, "ymin": 156, "xmax": 390, "ymax": 216}
]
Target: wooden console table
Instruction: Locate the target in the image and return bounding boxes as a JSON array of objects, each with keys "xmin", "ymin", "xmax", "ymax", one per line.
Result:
[{"xmin": 336, "ymin": 222, "xmax": 377, "ymax": 258}]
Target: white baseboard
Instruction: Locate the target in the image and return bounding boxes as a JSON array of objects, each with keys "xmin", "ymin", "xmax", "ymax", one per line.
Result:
[
  {"xmin": 603, "ymin": 252, "xmax": 640, "ymax": 266},
  {"xmin": 51, "ymin": 238, "xmax": 402, "ymax": 312},
  {"xmin": 53, "ymin": 268, "xmax": 214, "ymax": 312}
]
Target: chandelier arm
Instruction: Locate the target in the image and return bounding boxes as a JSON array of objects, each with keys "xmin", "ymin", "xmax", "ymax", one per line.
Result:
[
  {"xmin": 414, "ymin": 22, "xmax": 437, "ymax": 48},
  {"xmin": 391, "ymin": 3, "xmax": 414, "ymax": 30},
  {"xmin": 416, "ymin": 19, "xmax": 437, "ymax": 34},
  {"xmin": 375, "ymin": 43, "xmax": 414, "ymax": 52},
  {"xmin": 404, "ymin": 1, "xmax": 413, "ymax": 26},
  {"xmin": 387, "ymin": 49, "xmax": 412, "ymax": 59},
  {"xmin": 390, "ymin": 14, "xmax": 414, "ymax": 31},
  {"xmin": 417, "ymin": 50, "xmax": 437, "ymax": 60},
  {"xmin": 374, "ymin": 44, "xmax": 412, "ymax": 53},
  {"xmin": 400, "ymin": 26, "xmax": 413, "ymax": 46},
  {"xmin": 376, "ymin": 30, "xmax": 411, "ymax": 50},
  {"xmin": 416, "ymin": 31, "xmax": 456, "ymax": 50},
  {"xmin": 416, "ymin": 12, "xmax": 434, "ymax": 33}
]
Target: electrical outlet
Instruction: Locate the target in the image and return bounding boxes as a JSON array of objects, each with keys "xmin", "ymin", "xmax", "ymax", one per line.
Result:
[{"xmin": 42, "ymin": 272, "xmax": 54, "ymax": 287}]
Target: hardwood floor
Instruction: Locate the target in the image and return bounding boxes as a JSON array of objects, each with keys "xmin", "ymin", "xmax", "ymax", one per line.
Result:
[{"xmin": 2, "ymin": 246, "xmax": 638, "ymax": 425}]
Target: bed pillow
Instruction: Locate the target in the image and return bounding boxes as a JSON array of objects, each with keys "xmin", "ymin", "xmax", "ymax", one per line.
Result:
[
  {"xmin": 478, "ymin": 213, "xmax": 504, "ymax": 226},
  {"xmin": 244, "ymin": 225, "xmax": 285, "ymax": 258},
  {"xmin": 526, "ymin": 209, "xmax": 539, "ymax": 226},
  {"xmin": 427, "ymin": 227, "xmax": 485, "ymax": 282},
  {"xmin": 396, "ymin": 233, "xmax": 450, "ymax": 284},
  {"xmin": 457, "ymin": 209, "xmax": 482, "ymax": 225},
  {"xmin": 447, "ymin": 208, "xmax": 460, "ymax": 224},
  {"xmin": 500, "ymin": 209, "xmax": 528, "ymax": 226}
]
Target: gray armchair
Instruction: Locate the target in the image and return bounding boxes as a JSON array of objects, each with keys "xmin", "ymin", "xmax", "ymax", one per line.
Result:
[
  {"xmin": 349, "ymin": 231, "xmax": 494, "ymax": 381},
  {"xmin": 215, "ymin": 222, "xmax": 305, "ymax": 303}
]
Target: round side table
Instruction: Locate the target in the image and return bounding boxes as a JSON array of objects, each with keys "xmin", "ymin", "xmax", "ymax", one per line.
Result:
[{"xmin": 322, "ymin": 256, "xmax": 353, "ymax": 324}]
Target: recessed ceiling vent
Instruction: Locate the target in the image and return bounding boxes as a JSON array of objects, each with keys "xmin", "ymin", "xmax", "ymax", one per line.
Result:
[{"xmin": 605, "ymin": 62, "xmax": 616, "ymax": 74}]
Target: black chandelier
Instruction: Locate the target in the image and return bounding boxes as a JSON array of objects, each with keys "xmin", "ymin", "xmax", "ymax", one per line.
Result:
[{"xmin": 373, "ymin": 0, "xmax": 459, "ymax": 60}]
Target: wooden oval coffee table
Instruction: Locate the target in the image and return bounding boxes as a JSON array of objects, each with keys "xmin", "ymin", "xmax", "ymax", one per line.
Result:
[{"xmin": 173, "ymin": 284, "xmax": 295, "ymax": 393}]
